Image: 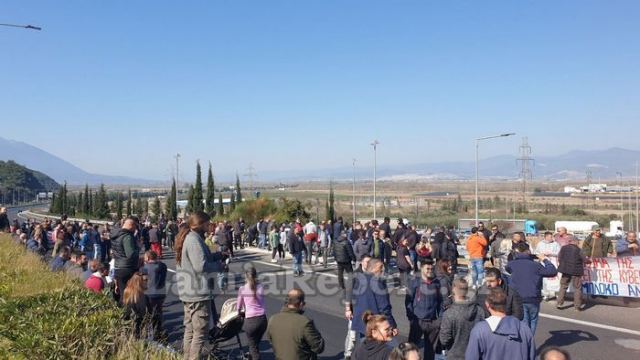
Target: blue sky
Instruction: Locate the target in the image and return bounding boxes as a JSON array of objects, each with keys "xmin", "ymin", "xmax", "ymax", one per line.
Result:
[{"xmin": 1, "ymin": 0, "xmax": 639, "ymax": 181}]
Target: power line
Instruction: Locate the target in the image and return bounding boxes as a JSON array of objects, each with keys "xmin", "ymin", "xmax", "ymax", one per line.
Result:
[{"xmin": 244, "ymin": 163, "xmax": 257, "ymax": 198}]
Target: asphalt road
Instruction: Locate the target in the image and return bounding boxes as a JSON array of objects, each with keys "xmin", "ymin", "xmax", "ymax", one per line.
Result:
[{"xmin": 159, "ymin": 246, "xmax": 640, "ymax": 360}]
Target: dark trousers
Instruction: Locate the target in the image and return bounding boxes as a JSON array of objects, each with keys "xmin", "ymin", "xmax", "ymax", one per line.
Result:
[
  {"xmin": 114, "ymin": 268, "xmax": 137, "ymax": 305},
  {"xmin": 304, "ymin": 242, "xmax": 314, "ymax": 264},
  {"xmin": 409, "ymin": 318, "xmax": 441, "ymax": 360},
  {"xmin": 337, "ymin": 262, "xmax": 353, "ymax": 289},
  {"xmin": 149, "ymin": 296, "xmax": 166, "ymax": 340},
  {"xmin": 558, "ymin": 273, "xmax": 583, "ymax": 309},
  {"xmin": 271, "ymin": 244, "xmax": 284, "ymax": 259},
  {"xmin": 243, "ymin": 315, "xmax": 268, "ymax": 360}
]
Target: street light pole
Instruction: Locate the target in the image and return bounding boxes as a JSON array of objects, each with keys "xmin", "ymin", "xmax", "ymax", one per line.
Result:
[
  {"xmin": 475, "ymin": 133, "xmax": 515, "ymax": 225},
  {"xmin": 352, "ymin": 158, "xmax": 357, "ymax": 224},
  {"xmin": 371, "ymin": 140, "xmax": 380, "ymax": 220}
]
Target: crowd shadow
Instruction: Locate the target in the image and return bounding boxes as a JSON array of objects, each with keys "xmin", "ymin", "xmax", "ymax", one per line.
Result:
[{"xmin": 537, "ymin": 329, "xmax": 598, "ymax": 354}]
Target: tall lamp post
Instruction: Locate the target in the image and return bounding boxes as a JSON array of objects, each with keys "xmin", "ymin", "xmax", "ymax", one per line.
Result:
[
  {"xmin": 475, "ymin": 133, "xmax": 515, "ymax": 225},
  {"xmin": 352, "ymin": 158, "xmax": 357, "ymax": 224},
  {"xmin": 371, "ymin": 140, "xmax": 380, "ymax": 220}
]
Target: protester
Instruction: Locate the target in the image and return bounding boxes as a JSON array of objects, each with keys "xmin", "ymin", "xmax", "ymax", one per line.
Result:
[
  {"xmin": 288, "ymin": 225, "xmax": 306, "ymax": 277},
  {"xmin": 0, "ymin": 207, "xmax": 9, "ymax": 232},
  {"xmin": 84, "ymin": 263, "xmax": 109, "ymax": 294},
  {"xmin": 506, "ymin": 242, "xmax": 557, "ymax": 335},
  {"xmin": 556, "ymin": 237, "xmax": 587, "ymax": 311},
  {"xmin": 316, "ymin": 222, "xmax": 331, "ymax": 267},
  {"xmin": 352, "ymin": 311, "xmax": 395, "ymax": 360},
  {"xmin": 389, "ymin": 342, "xmax": 420, "ymax": 360},
  {"xmin": 303, "ymin": 220, "xmax": 318, "ymax": 265},
  {"xmin": 465, "ymin": 288, "xmax": 535, "ymax": 360},
  {"xmin": 554, "ymin": 227, "xmax": 574, "ymax": 248},
  {"xmin": 475, "ymin": 267, "xmax": 524, "ymax": 320},
  {"xmin": 466, "ymin": 227, "xmax": 488, "ymax": 288},
  {"xmin": 616, "ymin": 231, "xmax": 639, "ymax": 256},
  {"xmin": 406, "ymin": 224, "xmax": 420, "ymax": 270},
  {"xmin": 111, "ymin": 216, "xmax": 141, "ymax": 304},
  {"xmin": 123, "ymin": 271, "xmax": 151, "ymax": 339},
  {"xmin": 540, "ymin": 347, "xmax": 571, "ymax": 360},
  {"xmin": 488, "ymin": 224, "xmax": 506, "ymax": 267},
  {"xmin": 581, "ymin": 227, "xmax": 614, "ymax": 259},
  {"xmin": 82, "ymin": 259, "xmax": 100, "ymax": 282},
  {"xmin": 344, "ymin": 255, "xmax": 371, "ymax": 360},
  {"xmin": 269, "ymin": 224, "xmax": 282, "ymax": 263},
  {"xmin": 477, "ymin": 222, "xmax": 491, "ymax": 244},
  {"xmin": 354, "ymin": 231, "xmax": 373, "ymax": 271},
  {"xmin": 165, "ymin": 220, "xmax": 177, "ymax": 249},
  {"xmin": 396, "ymin": 237, "xmax": 414, "ymax": 289},
  {"xmin": 334, "ymin": 232, "xmax": 356, "ymax": 289},
  {"xmin": 237, "ymin": 267, "xmax": 267, "ymax": 360},
  {"xmin": 333, "ymin": 217, "xmax": 345, "ymax": 244},
  {"xmin": 143, "ymin": 250, "xmax": 167, "ymax": 341},
  {"xmin": 50, "ymin": 245, "xmax": 71, "ymax": 272},
  {"xmin": 440, "ymin": 278, "xmax": 485, "ymax": 360},
  {"xmin": 535, "ymin": 231, "xmax": 561, "ymax": 301},
  {"xmin": 266, "ymin": 288, "xmax": 325, "ymax": 360},
  {"xmin": 175, "ymin": 211, "xmax": 223, "ymax": 360},
  {"xmin": 149, "ymin": 223, "xmax": 162, "ymax": 259},
  {"xmin": 405, "ymin": 262, "xmax": 443, "ymax": 360},
  {"xmin": 379, "ymin": 217, "xmax": 392, "ymax": 241},
  {"xmin": 257, "ymin": 218, "xmax": 268, "ymax": 249},
  {"xmin": 350, "ymin": 259, "xmax": 398, "ymax": 338},
  {"xmin": 416, "ymin": 241, "xmax": 432, "ymax": 267}
]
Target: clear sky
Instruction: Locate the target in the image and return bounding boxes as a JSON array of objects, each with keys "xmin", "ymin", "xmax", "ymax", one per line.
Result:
[{"xmin": 1, "ymin": 0, "xmax": 639, "ymax": 181}]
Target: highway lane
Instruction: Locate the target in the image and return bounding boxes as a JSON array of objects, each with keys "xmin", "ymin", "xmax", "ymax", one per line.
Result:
[{"xmin": 159, "ymin": 247, "xmax": 640, "ymax": 359}]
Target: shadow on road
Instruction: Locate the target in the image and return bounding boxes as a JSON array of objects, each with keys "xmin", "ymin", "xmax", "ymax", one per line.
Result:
[{"xmin": 537, "ymin": 329, "xmax": 598, "ymax": 353}]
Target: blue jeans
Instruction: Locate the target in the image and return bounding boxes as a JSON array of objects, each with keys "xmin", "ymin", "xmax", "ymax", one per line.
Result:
[
  {"xmin": 292, "ymin": 252, "xmax": 303, "ymax": 274},
  {"xmin": 522, "ymin": 302, "xmax": 540, "ymax": 335},
  {"xmin": 258, "ymin": 234, "xmax": 267, "ymax": 248},
  {"xmin": 409, "ymin": 249, "xmax": 417, "ymax": 269},
  {"xmin": 470, "ymin": 258, "xmax": 485, "ymax": 287}
]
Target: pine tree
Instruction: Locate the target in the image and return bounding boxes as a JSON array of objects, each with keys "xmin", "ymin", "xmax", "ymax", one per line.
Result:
[
  {"xmin": 205, "ymin": 163, "xmax": 216, "ymax": 216},
  {"xmin": 89, "ymin": 190, "xmax": 94, "ymax": 216},
  {"xmin": 126, "ymin": 188, "xmax": 132, "ymax": 216},
  {"xmin": 230, "ymin": 192, "xmax": 236, "ymax": 212},
  {"xmin": 49, "ymin": 193, "xmax": 57, "ymax": 214},
  {"xmin": 217, "ymin": 193, "xmax": 224, "ymax": 217},
  {"xmin": 193, "ymin": 161, "xmax": 204, "ymax": 212},
  {"xmin": 235, "ymin": 173, "xmax": 243, "ymax": 203},
  {"xmin": 95, "ymin": 184, "xmax": 110, "ymax": 219},
  {"xmin": 166, "ymin": 178, "xmax": 178, "ymax": 221}
]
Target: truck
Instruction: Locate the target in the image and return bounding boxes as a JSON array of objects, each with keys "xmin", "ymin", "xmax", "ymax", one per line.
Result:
[{"xmin": 554, "ymin": 221, "xmax": 599, "ymax": 240}]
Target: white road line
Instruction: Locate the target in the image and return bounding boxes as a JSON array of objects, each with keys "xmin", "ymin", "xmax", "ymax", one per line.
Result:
[
  {"xmin": 538, "ymin": 313, "xmax": 640, "ymax": 337},
  {"xmin": 167, "ymin": 268, "xmax": 176, "ymax": 273}
]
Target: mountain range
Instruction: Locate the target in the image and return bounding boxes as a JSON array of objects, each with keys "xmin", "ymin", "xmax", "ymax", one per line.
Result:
[{"xmin": 1, "ymin": 136, "xmax": 639, "ymax": 185}]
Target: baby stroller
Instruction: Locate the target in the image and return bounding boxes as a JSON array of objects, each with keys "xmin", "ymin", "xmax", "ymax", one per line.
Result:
[{"xmin": 209, "ymin": 298, "xmax": 246, "ymax": 359}]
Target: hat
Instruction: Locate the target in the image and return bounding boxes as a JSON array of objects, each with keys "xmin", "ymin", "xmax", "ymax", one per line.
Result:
[{"xmin": 593, "ymin": 225, "xmax": 601, "ymax": 231}]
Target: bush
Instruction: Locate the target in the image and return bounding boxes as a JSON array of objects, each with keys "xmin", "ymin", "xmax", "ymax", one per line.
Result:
[{"xmin": 0, "ymin": 235, "xmax": 179, "ymax": 359}]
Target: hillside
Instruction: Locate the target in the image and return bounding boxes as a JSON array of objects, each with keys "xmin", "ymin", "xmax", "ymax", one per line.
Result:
[{"xmin": 0, "ymin": 160, "xmax": 59, "ymax": 200}]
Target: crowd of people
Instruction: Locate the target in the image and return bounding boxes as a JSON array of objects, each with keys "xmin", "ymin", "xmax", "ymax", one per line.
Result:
[{"xmin": 4, "ymin": 204, "xmax": 640, "ymax": 360}]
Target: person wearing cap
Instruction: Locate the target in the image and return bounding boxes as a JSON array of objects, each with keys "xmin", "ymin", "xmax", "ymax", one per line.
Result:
[{"xmin": 581, "ymin": 227, "xmax": 613, "ymax": 259}]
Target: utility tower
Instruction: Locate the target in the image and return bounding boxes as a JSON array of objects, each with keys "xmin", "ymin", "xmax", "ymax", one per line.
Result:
[
  {"xmin": 244, "ymin": 163, "xmax": 257, "ymax": 198},
  {"xmin": 586, "ymin": 169, "xmax": 593, "ymax": 209},
  {"xmin": 516, "ymin": 137, "xmax": 534, "ymax": 212}
]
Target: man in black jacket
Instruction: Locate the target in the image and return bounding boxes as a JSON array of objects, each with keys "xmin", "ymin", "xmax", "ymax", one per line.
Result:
[
  {"xmin": 557, "ymin": 237, "xmax": 587, "ymax": 311},
  {"xmin": 334, "ymin": 233, "xmax": 356, "ymax": 289},
  {"xmin": 111, "ymin": 216, "xmax": 141, "ymax": 304},
  {"xmin": 475, "ymin": 267, "xmax": 524, "ymax": 320}
]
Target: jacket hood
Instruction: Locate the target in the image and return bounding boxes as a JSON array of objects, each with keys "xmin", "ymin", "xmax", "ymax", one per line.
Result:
[
  {"xmin": 362, "ymin": 339, "xmax": 391, "ymax": 356},
  {"xmin": 450, "ymin": 301, "xmax": 481, "ymax": 321},
  {"xmin": 492, "ymin": 316, "xmax": 523, "ymax": 340}
]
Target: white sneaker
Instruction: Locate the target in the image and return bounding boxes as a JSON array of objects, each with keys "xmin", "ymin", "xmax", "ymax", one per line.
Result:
[{"xmin": 271, "ymin": 258, "xmax": 277, "ymax": 263}]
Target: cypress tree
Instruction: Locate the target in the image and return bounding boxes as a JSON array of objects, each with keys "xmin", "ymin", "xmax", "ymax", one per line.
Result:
[
  {"xmin": 328, "ymin": 181, "xmax": 335, "ymax": 222},
  {"xmin": 115, "ymin": 192, "xmax": 123, "ymax": 220},
  {"xmin": 77, "ymin": 192, "xmax": 84, "ymax": 215},
  {"xmin": 49, "ymin": 193, "xmax": 57, "ymax": 214},
  {"xmin": 95, "ymin": 184, "xmax": 110, "ymax": 219},
  {"xmin": 89, "ymin": 190, "xmax": 94, "ymax": 216},
  {"xmin": 185, "ymin": 185, "xmax": 195, "ymax": 214},
  {"xmin": 230, "ymin": 192, "xmax": 236, "ymax": 212},
  {"xmin": 217, "ymin": 193, "xmax": 224, "ymax": 217},
  {"xmin": 166, "ymin": 178, "xmax": 178, "ymax": 221},
  {"xmin": 83, "ymin": 184, "xmax": 90, "ymax": 215},
  {"xmin": 235, "ymin": 173, "xmax": 243, "ymax": 203},
  {"xmin": 193, "ymin": 161, "xmax": 204, "ymax": 212},
  {"xmin": 126, "ymin": 188, "xmax": 132, "ymax": 216},
  {"xmin": 151, "ymin": 196, "xmax": 161, "ymax": 221},
  {"xmin": 205, "ymin": 162, "xmax": 216, "ymax": 216}
]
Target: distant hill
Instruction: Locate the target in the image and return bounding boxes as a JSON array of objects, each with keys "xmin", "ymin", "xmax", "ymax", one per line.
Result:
[
  {"xmin": 0, "ymin": 160, "xmax": 59, "ymax": 199},
  {"xmin": 0, "ymin": 137, "xmax": 158, "ymax": 185}
]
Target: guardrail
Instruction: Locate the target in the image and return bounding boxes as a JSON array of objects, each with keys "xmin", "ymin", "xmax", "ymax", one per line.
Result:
[{"xmin": 18, "ymin": 210, "xmax": 114, "ymax": 225}]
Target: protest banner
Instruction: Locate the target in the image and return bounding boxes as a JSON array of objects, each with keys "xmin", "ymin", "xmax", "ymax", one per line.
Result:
[{"xmin": 581, "ymin": 256, "xmax": 640, "ymax": 297}]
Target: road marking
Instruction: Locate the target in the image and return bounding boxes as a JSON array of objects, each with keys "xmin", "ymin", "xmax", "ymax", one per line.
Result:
[
  {"xmin": 167, "ymin": 268, "xmax": 176, "ymax": 273},
  {"xmin": 539, "ymin": 313, "xmax": 640, "ymax": 336}
]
